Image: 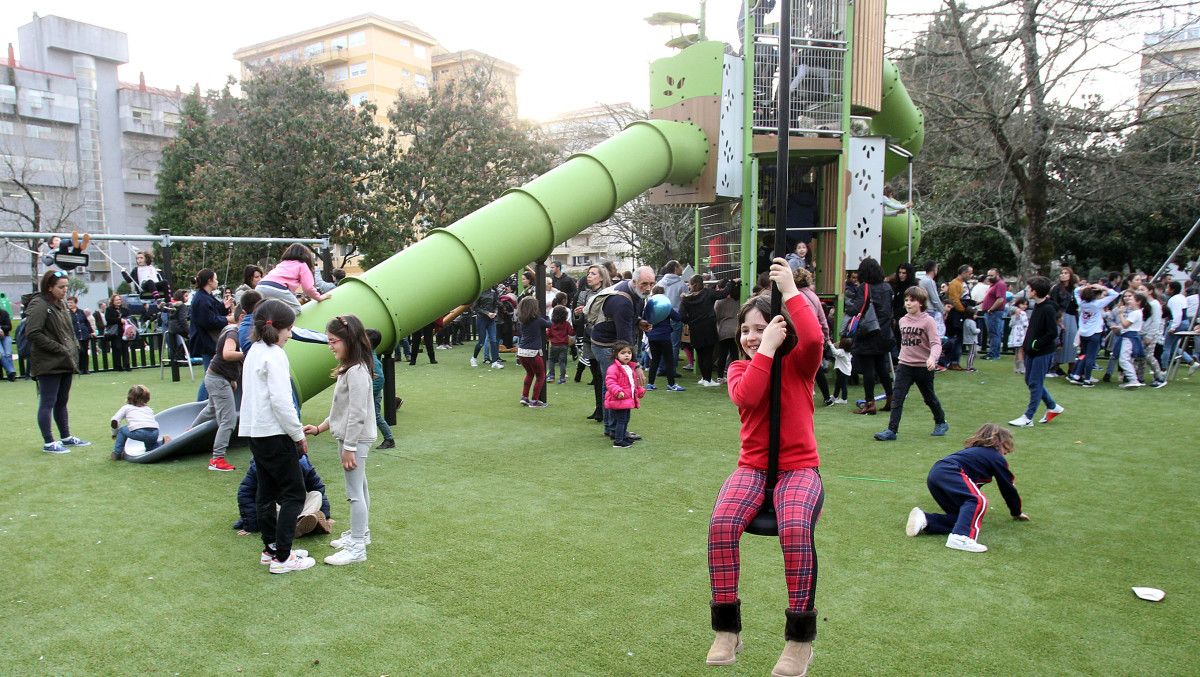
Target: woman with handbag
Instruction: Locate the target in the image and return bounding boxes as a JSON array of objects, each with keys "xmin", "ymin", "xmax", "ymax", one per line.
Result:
[
  {"xmin": 104, "ymin": 293, "xmax": 132, "ymax": 372},
  {"xmin": 843, "ymin": 257, "xmax": 895, "ymax": 415}
]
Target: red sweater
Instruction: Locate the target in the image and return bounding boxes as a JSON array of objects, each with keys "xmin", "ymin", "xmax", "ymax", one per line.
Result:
[
  {"xmin": 726, "ymin": 294, "xmax": 824, "ymax": 471},
  {"xmin": 548, "ymin": 321, "xmax": 575, "ymax": 346}
]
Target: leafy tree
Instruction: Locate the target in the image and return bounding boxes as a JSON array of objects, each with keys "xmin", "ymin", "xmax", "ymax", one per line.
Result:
[
  {"xmin": 180, "ymin": 65, "xmax": 390, "ymax": 271},
  {"xmin": 369, "ymin": 62, "xmax": 557, "ymax": 269},
  {"xmin": 148, "ymin": 90, "xmax": 212, "ymax": 267}
]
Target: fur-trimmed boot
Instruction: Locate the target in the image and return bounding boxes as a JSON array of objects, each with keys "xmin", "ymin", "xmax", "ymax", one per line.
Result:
[
  {"xmin": 771, "ymin": 609, "xmax": 816, "ymax": 677},
  {"xmin": 705, "ymin": 600, "xmax": 743, "ymax": 666}
]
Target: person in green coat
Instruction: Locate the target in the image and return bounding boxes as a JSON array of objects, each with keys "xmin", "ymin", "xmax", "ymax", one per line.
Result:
[{"xmin": 25, "ymin": 270, "xmax": 91, "ymax": 454}]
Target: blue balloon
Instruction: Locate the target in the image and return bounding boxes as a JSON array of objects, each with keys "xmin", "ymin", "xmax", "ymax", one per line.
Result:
[{"xmin": 645, "ymin": 294, "xmax": 672, "ymax": 324}]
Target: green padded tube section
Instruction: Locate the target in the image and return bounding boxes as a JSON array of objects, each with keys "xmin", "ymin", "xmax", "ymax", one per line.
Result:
[
  {"xmin": 872, "ymin": 59, "xmax": 926, "ymax": 180},
  {"xmin": 880, "ymin": 210, "xmax": 923, "ymax": 274}
]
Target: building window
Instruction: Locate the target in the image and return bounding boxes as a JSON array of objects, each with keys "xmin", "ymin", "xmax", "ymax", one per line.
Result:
[
  {"xmin": 348, "ymin": 31, "xmax": 366, "ymax": 47},
  {"xmin": 414, "ymin": 44, "xmax": 428, "ymax": 59},
  {"xmin": 332, "ymin": 35, "xmax": 347, "ymax": 50},
  {"xmin": 570, "ymin": 255, "xmax": 593, "ymax": 267},
  {"xmin": 280, "ymin": 49, "xmax": 299, "ymax": 62},
  {"xmin": 0, "ymin": 120, "xmax": 13, "ymax": 135},
  {"xmin": 131, "ymin": 107, "xmax": 152, "ymax": 123},
  {"xmin": 26, "ymin": 124, "xmax": 52, "ymax": 139},
  {"xmin": 27, "ymin": 90, "xmax": 52, "ymax": 109},
  {"xmin": 350, "ymin": 92, "xmax": 370, "ymax": 106},
  {"xmin": 329, "ymin": 66, "xmax": 349, "ymax": 82},
  {"xmin": 163, "ymin": 112, "xmax": 181, "ymax": 127},
  {"xmin": 304, "ymin": 42, "xmax": 325, "ymax": 58},
  {"xmin": 131, "ymin": 169, "xmax": 153, "ymax": 181},
  {"xmin": 350, "ymin": 62, "xmax": 368, "ymax": 78},
  {"xmin": 401, "ymin": 69, "xmax": 412, "ymax": 77},
  {"xmin": 414, "ymin": 74, "xmax": 429, "ymax": 89}
]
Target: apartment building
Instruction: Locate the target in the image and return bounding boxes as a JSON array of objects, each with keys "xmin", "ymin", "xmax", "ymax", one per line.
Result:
[
  {"xmin": 0, "ymin": 14, "xmax": 181, "ymax": 304},
  {"xmin": 1140, "ymin": 20, "xmax": 1200, "ymax": 111},
  {"xmin": 234, "ymin": 14, "xmax": 519, "ymax": 126}
]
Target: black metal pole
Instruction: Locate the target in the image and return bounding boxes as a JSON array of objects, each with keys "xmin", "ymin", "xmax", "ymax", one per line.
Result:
[
  {"xmin": 383, "ymin": 352, "xmax": 397, "ymax": 426},
  {"xmin": 764, "ymin": 0, "xmax": 793, "ymax": 532},
  {"xmin": 159, "ymin": 229, "xmax": 180, "ymax": 383}
]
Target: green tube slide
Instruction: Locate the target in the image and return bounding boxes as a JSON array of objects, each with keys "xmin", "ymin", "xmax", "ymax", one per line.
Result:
[
  {"xmin": 870, "ymin": 59, "xmax": 925, "ymax": 270},
  {"xmin": 130, "ymin": 119, "xmax": 709, "ymax": 463}
]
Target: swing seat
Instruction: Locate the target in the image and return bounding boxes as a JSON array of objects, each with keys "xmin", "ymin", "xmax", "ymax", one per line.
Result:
[{"xmin": 745, "ymin": 506, "xmax": 779, "ymax": 537}]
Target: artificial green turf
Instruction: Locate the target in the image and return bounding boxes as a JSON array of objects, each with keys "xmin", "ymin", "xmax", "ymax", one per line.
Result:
[{"xmin": 2, "ymin": 352, "xmax": 1197, "ymax": 675}]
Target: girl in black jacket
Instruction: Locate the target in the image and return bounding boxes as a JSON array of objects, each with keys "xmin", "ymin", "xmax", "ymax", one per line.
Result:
[{"xmin": 844, "ymin": 258, "xmax": 895, "ymax": 415}]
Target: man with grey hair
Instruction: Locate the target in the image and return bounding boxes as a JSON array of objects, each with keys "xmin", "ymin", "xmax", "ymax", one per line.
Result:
[{"xmin": 589, "ymin": 266, "xmax": 654, "ymax": 441}]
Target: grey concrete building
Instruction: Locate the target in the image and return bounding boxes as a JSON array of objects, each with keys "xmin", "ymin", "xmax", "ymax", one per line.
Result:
[{"xmin": 1, "ymin": 14, "xmax": 181, "ymax": 308}]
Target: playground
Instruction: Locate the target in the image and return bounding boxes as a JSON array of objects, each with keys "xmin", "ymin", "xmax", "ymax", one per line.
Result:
[{"xmin": 2, "ymin": 356, "xmax": 1196, "ymax": 674}]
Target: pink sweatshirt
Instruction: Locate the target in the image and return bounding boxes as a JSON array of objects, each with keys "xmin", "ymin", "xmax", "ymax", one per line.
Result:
[
  {"xmin": 261, "ymin": 260, "xmax": 322, "ymax": 300},
  {"xmin": 897, "ymin": 312, "xmax": 942, "ymax": 367}
]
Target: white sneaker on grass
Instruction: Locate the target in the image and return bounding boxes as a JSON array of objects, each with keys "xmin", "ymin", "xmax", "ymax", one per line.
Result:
[
  {"xmin": 470, "ymin": 357, "xmax": 478, "ymax": 367},
  {"xmin": 1039, "ymin": 404, "xmax": 1064, "ymax": 424},
  {"xmin": 1119, "ymin": 380, "xmax": 1144, "ymax": 389},
  {"xmin": 61, "ymin": 436, "xmax": 91, "ymax": 447},
  {"xmin": 1008, "ymin": 415, "xmax": 1034, "ymax": 428},
  {"xmin": 330, "ymin": 530, "xmax": 371, "ymax": 549},
  {"xmin": 697, "ymin": 379, "xmax": 712, "ymax": 387},
  {"xmin": 491, "ymin": 361, "xmax": 504, "ymax": 369},
  {"xmin": 946, "ymin": 534, "xmax": 988, "ymax": 553},
  {"xmin": 260, "ymin": 548, "xmax": 308, "ymax": 564},
  {"xmin": 905, "ymin": 507, "xmax": 927, "ymax": 537},
  {"xmin": 324, "ymin": 542, "xmax": 367, "ymax": 565},
  {"xmin": 42, "ymin": 441, "xmax": 70, "ymax": 454},
  {"xmin": 269, "ymin": 553, "xmax": 316, "ymax": 573}
]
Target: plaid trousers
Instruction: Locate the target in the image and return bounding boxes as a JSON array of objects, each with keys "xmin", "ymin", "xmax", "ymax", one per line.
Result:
[{"xmin": 708, "ymin": 467, "xmax": 824, "ymax": 611}]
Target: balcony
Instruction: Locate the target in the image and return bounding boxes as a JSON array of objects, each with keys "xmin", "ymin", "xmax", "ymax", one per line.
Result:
[{"xmin": 120, "ymin": 116, "xmax": 177, "ymax": 139}]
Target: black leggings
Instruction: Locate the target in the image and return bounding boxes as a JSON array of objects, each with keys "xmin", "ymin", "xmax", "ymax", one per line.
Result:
[
  {"xmin": 815, "ymin": 366, "xmax": 830, "ymax": 400},
  {"xmin": 590, "ymin": 356, "xmax": 604, "ymax": 417},
  {"xmin": 858, "ymin": 352, "xmax": 894, "ymax": 401},
  {"xmin": 696, "ymin": 344, "xmax": 717, "ymax": 382},
  {"xmin": 110, "ymin": 337, "xmax": 130, "ymax": 371},
  {"xmin": 715, "ymin": 338, "xmax": 738, "ymax": 381},
  {"xmin": 647, "ymin": 339, "xmax": 676, "ymax": 386},
  {"xmin": 409, "ymin": 325, "xmax": 436, "ymax": 364},
  {"xmin": 250, "ymin": 434, "xmax": 306, "ymax": 562},
  {"xmin": 36, "ymin": 372, "xmax": 73, "ymax": 443}
]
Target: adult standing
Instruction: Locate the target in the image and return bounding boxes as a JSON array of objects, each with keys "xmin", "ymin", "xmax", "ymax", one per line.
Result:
[
  {"xmin": 844, "ymin": 257, "xmax": 895, "ymax": 415},
  {"xmin": 981, "ymin": 268, "xmax": 1009, "ymax": 361},
  {"xmin": 233, "ymin": 265, "xmax": 263, "ymax": 305},
  {"xmin": 549, "ymin": 260, "xmax": 577, "ymax": 307},
  {"xmin": 470, "ymin": 284, "xmax": 502, "ymax": 368},
  {"xmin": 67, "ymin": 296, "xmax": 92, "ymax": 375},
  {"xmin": 575, "ymin": 264, "xmax": 612, "ymax": 420},
  {"xmin": 105, "ymin": 294, "xmax": 132, "ymax": 372},
  {"xmin": 189, "ymin": 268, "xmax": 231, "ymax": 401},
  {"xmin": 713, "ymin": 280, "xmax": 740, "ymax": 381},
  {"xmin": 657, "ymin": 261, "xmax": 688, "ymax": 372},
  {"xmin": 589, "ymin": 266, "xmax": 654, "ymax": 439},
  {"xmin": 1049, "ymin": 267, "xmax": 1078, "ymax": 374},
  {"xmin": 680, "ymin": 275, "xmax": 732, "ymax": 387},
  {"xmin": 26, "ymin": 270, "xmax": 90, "ymax": 453},
  {"xmin": 918, "ymin": 260, "xmax": 942, "ymax": 325},
  {"xmin": 0, "ymin": 302, "xmax": 15, "ymax": 381},
  {"xmin": 944, "ymin": 264, "xmax": 974, "ymax": 370},
  {"xmin": 1161, "ymin": 281, "xmax": 1194, "ymax": 370},
  {"xmin": 887, "ymin": 263, "xmax": 918, "ymax": 360}
]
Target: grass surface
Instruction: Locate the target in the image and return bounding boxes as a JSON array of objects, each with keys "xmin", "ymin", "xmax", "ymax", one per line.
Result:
[{"xmin": 2, "ymin": 350, "xmax": 1197, "ymax": 675}]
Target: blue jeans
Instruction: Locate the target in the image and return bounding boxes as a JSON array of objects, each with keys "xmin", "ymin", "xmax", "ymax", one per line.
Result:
[
  {"xmin": 592, "ymin": 345, "xmax": 616, "ymax": 434},
  {"xmin": 1071, "ymin": 333, "xmax": 1102, "ymax": 380},
  {"xmin": 985, "ymin": 311, "xmax": 1005, "ymax": 359},
  {"xmin": 114, "ymin": 425, "xmax": 161, "ymax": 456},
  {"xmin": 1023, "ymin": 353, "xmax": 1057, "ymax": 420},
  {"xmin": 0, "ymin": 335, "xmax": 13, "ymax": 375},
  {"xmin": 609, "ymin": 408, "xmax": 630, "ymax": 443},
  {"xmin": 474, "ymin": 316, "xmax": 498, "ymax": 363},
  {"xmin": 1162, "ymin": 331, "xmax": 1195, "ymax": 370},
  {"xmin": 1104, "ymin": 334, "xmax": 1125, "ymax": 377}
]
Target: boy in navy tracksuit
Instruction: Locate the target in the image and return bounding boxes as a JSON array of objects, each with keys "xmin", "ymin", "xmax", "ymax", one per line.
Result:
[{"xmin": 906, "ymin": 423, "xmax": 1029, "ymax": 552}]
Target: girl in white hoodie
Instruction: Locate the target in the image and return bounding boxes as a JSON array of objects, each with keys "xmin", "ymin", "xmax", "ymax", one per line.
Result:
[
  {"xmin": 238, "ymin": 299, "xmax": 315, "ymax": 574},
  {"xmin": 304, "ymin": 314, "xmax": 377, "ymax": 565}
]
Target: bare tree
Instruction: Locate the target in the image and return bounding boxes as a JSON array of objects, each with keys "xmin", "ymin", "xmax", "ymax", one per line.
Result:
[
  {"xmin": 0, "ymin": 131, "xmax": 84, "ymax": 290},
  {"xmin": 896, "ymin": 0, "xmax": 1200, "ymax": 278}
]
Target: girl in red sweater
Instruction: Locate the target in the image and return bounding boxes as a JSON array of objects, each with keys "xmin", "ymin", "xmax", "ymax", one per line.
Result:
[{"xmin": 706, "ymin": 258, "xmax": 824, "ymax": 677}]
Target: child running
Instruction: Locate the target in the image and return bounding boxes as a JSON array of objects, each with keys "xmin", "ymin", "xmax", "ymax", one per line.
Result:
[
  {"xmin": 874, "ymin": 286, "xmax": 948, "ymax": 441},
  {"xmin": 110, "ymin": 385, "xmax": 169, "ymax": 460},
  {"xmin": 364, "ymin": 329, "xmax": 396, "ymax": 449},
  {"xmin": 603, "ymin": 341, "xmax": 645, "ymax": 448},
  {"xmin": 546, "ymin": 305, "xmax": 574, "ymax": 384},
  {"xmin": 237, "ymin": 299, "xmax": 316, "ymax": 574},
  {"xmin": 515, "ymin": 296, "xmax": 551, "ymax": 408},
  {"xmin": 189, "ymin": 316, "xmax": 243, "ymax": 471},
  {"xmin": 706, "ymin": 258, "xmax": 824, "ymax": 676},
  {"xmin": 303, "ymin": 315, "xmax": 377, "ymax": 565},
  {"xmin": 905, "ymin": 423, "xmax": 1029, "ymax": 552}
]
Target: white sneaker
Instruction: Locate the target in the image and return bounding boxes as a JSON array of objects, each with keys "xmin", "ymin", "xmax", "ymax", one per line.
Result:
[
  {"xmin": 1038, "ymin": 404, "xmax": 1064, "ymax": 424},
  {"xmin": 1119, "ymin": 380, "xmax": 1144, "ymax": 389},
  {"xmin": 470, "ymin": 357, "xmax": 478, "ymax": 367},
  {"xmin": 260, "ymin": 548, "xmax": 308, "ymax": 564},
  {"xmin": 1190, "ymin": 362, "xmax": 1199, "ymax": 375},
  {"xmin": 1008, "ymin": 415, "xmax": 1034, "ymax": 428},
  {"xmin": 330, "ymin": 530, "xmax": 371, "ymax": 549},
  {"xmin": 946, "ymin": 534, "xmax": 988, "ymax": 553},
  {"xmin": 42, "ymin": 441, "xmax": 70, "ymax": 454},
  {"xmin": 491, "ymin": 361, "xmax": 504, "ymax": 369},
  {"xmin": 697, "ymin": 379, "xmax": 711, "ymax": 387},
  {"xmin": 905, "ymin": 507, "xmax": 927, "ymax": 537},
  {"xmin": 60, "ymin": 436, "xmax": 91, "ymax": 447},
  {"xmin": 703, "ymin": 380, "xmax": 721, "ymax": 387},
  {"xmin": 268, "ymin": 553, "xmax": 317, "ymax": 573},
  {"xmin": 833, "ymin": 398, "xmax": 848, "ymax": 405},
  {"xmin": 324, "ymin": 542, "xmax": 367, "ymax": 565}
]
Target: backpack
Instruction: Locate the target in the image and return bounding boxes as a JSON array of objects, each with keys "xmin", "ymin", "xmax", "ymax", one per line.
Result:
[
  {"xmin": 14, "ymin": 320, "xmax": 29, "ymax": 358},
  {"xmin": 583, "ymin": 287, "xmax": 633, "ymax": 330}
]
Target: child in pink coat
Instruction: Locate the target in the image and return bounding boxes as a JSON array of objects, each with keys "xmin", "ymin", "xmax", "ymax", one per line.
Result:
[{"xmin": 604, "ymin": 341, "xmax": 645, "ymax": 449}]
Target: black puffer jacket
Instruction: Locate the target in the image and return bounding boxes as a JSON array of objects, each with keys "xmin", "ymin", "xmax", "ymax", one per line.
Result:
[{"xmin": 844, "ymin": 281, "xmax": 895, "ymax": 356}]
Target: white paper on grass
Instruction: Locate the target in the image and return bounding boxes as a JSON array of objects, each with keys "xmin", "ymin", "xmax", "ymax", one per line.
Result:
[{"xmin": 1131, "ymin": 587, "xmax": 1165, "ymax": 602}]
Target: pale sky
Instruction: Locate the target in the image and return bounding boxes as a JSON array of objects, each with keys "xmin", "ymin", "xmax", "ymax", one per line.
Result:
[{"xmin": 0, "ymin": 1, "xmax": 1167, "ymax": 121}]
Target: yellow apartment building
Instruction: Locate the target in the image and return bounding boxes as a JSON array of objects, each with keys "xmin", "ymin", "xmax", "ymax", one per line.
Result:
[{"xmin": 233, "ymin": 14, "xmax": 519, "ymax": 126}]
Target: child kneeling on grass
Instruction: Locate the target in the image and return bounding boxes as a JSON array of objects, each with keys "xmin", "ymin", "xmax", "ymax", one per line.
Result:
[
  {"xmin": 875, "ymin": 286, "xmax": 948, "ymax": 441},
  {"xmin": 603, "ymin": 340, "xmax": 645, "ymax": 448},
  {"xmin": 905, "ymin": 423, "xmax": 1029, "ymax": 553},
  {"xmin": 234, "ymin": 455, "xmax": 332, "ymax": 537},
  {"xmin": 304, "ymin": 314, "xmax": 377, "ymax": 566},
  {"xmin": 110, "ymin": 385, "xmax": 170, "ymax": 460}
]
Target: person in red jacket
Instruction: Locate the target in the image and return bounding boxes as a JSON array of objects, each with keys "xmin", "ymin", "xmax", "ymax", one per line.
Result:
[
  {"xmin": 603, "ymin": 341, "xmax": 644, "ymax": 448},
  {"xmin": 705, "ymin": 258, "xmax": 824, "ymax": 677}
]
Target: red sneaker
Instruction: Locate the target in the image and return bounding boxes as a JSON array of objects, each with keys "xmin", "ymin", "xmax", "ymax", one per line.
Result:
[{"xmin": 208, "ymin": 457, "xmax": 236, "ymax": 472}]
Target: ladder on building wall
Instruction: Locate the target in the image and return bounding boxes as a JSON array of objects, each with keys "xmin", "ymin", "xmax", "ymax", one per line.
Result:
[{"xmin": 72, "ymin": 57, "xmax": 109, "ymax": 271}]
